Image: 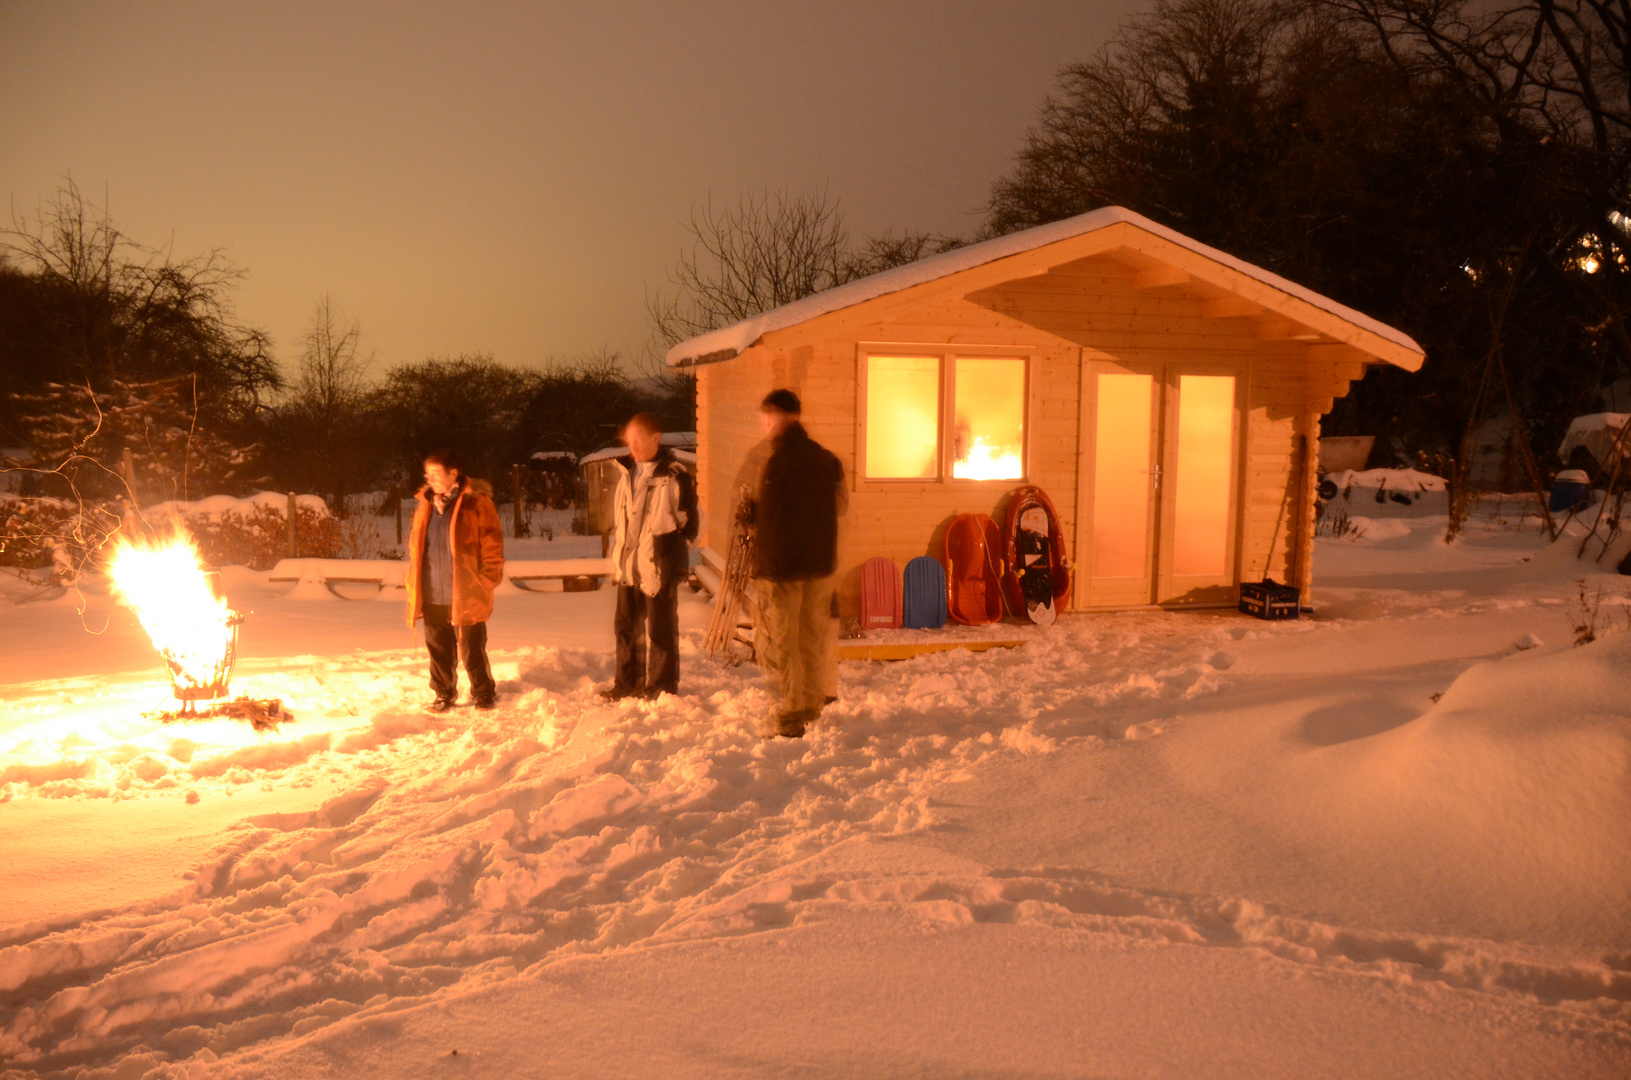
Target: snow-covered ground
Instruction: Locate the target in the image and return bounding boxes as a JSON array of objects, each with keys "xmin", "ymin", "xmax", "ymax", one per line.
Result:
[{"xmin": 1, "ymin": 514, "xmax": 1629, "ymax": 1078}]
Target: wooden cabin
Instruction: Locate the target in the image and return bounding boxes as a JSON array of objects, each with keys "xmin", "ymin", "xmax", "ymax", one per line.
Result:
[{"xmin": 666, "ymin": 207, "xmax": 1423, "ymax": 616}]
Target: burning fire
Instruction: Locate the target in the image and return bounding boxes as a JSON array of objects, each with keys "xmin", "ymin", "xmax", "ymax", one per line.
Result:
[
  {"xmin": 954, "ymin": 437, "xmax": 1023, "ymax": 480},
  {"xmin": 108, "ymin": 530, "xmax": 237, "ymax": 702}
]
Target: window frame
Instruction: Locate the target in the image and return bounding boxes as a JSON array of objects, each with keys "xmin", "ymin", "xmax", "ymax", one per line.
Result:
[{"xmin": 856, "ymin": 343, "xmax": 1034, "ymax": 486}]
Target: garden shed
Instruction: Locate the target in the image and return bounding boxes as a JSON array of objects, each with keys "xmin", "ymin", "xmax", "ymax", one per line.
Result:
[{"xmin": 666, "ymin": 206, "xmax": 1424, "ymax": 615}]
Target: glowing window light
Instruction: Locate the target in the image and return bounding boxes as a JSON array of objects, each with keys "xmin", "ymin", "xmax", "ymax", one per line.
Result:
[
  {"xmin": 952, "ymin": 357, "xmax": 1025, "ymax": 480},
  {"xmin": 865, "ymin": 356, "xmax": 940, "ymax": 479}
]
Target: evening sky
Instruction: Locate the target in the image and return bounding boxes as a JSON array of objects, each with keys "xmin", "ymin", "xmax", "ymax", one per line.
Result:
[{"xmin": 0, "ymin": 1, "xmax": 1143, "ymax": 375}]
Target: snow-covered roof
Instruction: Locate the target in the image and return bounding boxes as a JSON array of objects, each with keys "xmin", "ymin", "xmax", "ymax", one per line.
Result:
[
  {"xmin": 530, "ymin": 450, "xmax": 577, "ymax": 463},
  {"xmin": 1559, "ymin": 412, "xmax": 1630, "ymax": 465},
  {"xmin": 665, "ymin": 205, "xmax": 1425, "ymax": 368}
]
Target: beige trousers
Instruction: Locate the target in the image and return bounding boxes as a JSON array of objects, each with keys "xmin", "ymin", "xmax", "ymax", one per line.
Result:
[{"xmin": 754, "ymin": 576, "xmax": 836, "ymax": 716}]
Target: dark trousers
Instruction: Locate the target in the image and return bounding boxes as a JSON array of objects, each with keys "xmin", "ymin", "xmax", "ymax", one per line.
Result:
[
  {"xmin": 424, "ymin": 603, "xmax": 495, "ymax": 702},
  {"xmin": 614, "ymin": 581, "xmax": 680, "ymax": 694}
]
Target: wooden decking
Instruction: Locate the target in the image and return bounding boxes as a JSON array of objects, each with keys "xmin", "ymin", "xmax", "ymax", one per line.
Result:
[{"xmin": 837, "ymin": 639, "xmax": 1024, "ymax": 661}]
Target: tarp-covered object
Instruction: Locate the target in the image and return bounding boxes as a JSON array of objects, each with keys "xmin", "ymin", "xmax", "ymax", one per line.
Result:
[
  {"xmin": 1318, "ymin": 468, "xmax": 1448, "ymax": 520},
  {"xmin": 1558, "ymin": 413, "xmax": 1630, "ymax": 471}
]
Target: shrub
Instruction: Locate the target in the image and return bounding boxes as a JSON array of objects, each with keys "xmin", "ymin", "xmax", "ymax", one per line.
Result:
[
  {"xmin": 180, "ymin": 504, "xmax": 341, "ymax": 570},
  {"xmin": 0, "ymin": 497, "xmax": 121, "ymax": 572},
  {"xmin": 3, "ymin": 496, "xmax": 346, "ymax": 575}
]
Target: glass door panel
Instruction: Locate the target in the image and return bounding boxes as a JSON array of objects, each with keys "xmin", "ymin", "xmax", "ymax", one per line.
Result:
[
  {"xmin": 1084, "ymin": 368, "xmax": 1159, "ymax": 607},
  {"xmin": 1157, "ymin": 371, "xmax": 1240, "ymax": 604},
  {"xmin": 1172, "ymin": 375, "xmax": 1235, "ymax": 577},
  {"xmin": 1077, "ymin": 360, "xmax": 1242, "ymax": 610}
]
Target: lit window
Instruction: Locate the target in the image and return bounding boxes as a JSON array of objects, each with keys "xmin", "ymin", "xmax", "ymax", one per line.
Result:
[
  {"xmin": 952, "ymin": 358, "xmax": 1025, "ymax": 480},
  {"xmin": 863, "ymin": 352, "xmax": 1030, "ymax": 481},
  {"xmin": 865, "ymin": 356, "xmax": 940, "ymax": 479}
]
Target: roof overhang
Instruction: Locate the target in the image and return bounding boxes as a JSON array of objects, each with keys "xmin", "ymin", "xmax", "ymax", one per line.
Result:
[{"xmin": 665, "ymin": 206, "xmax": 1425, "ymax": 373}]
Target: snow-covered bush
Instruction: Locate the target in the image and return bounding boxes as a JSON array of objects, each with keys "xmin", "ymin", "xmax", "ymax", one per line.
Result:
[
  {"xmin": 0, "ymin": 495, "xmax": 108, "ymax": 570},
  {"xmin": 176, "ymin": 503, "xmax": 342, "ymax": 570},
  {"xmin": 12, "ymin": 377, "xmax": 262, "ymax": 503}
]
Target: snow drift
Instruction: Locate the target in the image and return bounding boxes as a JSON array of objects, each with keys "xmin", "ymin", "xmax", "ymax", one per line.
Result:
[{"xmin": 0, "ymin": 514, "xmax": 1627, "ymax": 1078}]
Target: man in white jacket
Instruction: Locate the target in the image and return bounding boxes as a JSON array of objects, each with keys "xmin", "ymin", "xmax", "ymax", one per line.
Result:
[{"xmin": 603, "ymin": 413, "xmax": 698, "ymax": 700}]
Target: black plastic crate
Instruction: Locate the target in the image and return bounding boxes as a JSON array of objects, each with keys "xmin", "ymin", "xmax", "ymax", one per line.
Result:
[{"xmin": 1239, "ymin": 578, "xmax": 1300, "ymax": 620}]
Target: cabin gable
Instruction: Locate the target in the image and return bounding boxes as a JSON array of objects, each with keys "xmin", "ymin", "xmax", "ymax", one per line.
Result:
[{"xmin": 686, "ymin": 210, "xmax": 1418, "ymax": 619}]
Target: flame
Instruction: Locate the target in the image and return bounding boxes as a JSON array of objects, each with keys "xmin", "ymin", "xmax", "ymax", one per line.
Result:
[
  {"xmin": 108, "ymin": 530, "xmax": 235, "ymax": 696},
  {"xmin": 954, "ymin": 437, "xmax": 1023, "ymax": 480}
]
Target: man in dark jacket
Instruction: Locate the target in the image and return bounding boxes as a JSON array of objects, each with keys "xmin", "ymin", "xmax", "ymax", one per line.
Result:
[
  {"xmin": 604, "ymin": 413, "xmax": 698, "ymax": 699},
  {"xmin": 747, "ymin": 389, "xmax": 845, "ymax": 738}
]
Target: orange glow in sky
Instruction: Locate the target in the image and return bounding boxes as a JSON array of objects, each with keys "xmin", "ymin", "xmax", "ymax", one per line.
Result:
[{"xmin": 0, "ymin": 3, "xmax": 1141, "ymax": 372}]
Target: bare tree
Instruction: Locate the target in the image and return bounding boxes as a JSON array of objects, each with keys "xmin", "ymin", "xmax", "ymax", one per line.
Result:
[
  {"xmin": 1321, "ymin": 1, "xmax": 1631, "ymax": 265},
  {"xmin": 4, "ymin": 177, "xmax": 121, "ymax": 308},
  {"xmin": 274, "ymin": 295, "xmax": 378, "ymax": 510},
  {"xmin": 291, "ymin": 294, "xmax": 371, "ymax": 426},
  {"xmin": 1, "ymin": 179, "xmax": 278, "ymax": 442},
  {"xmin": 1315, "ymin": 0, "xmax": 1631, "ymax": 456},
  {"xmin": 522, "ymin": 348, "xmax": 649, "ymax": 456},
  {"xmin": 646, "ymin": 189, "xmax": 963, "ymax": 353},
  {"xmin": 647, "ymin": 190, "xmax": 854, "ymax": 348},
  {"xmin": 849, "ymin": 229, "xmax": 966, "ymax": 277},
  {"xmin": 0, "ymin": 183, "xmax": 277, "ymax": 577},
  {"xmin": 378, "ymin": 352, "xmax": 544, "ymax": 482},
  {"xmin": 988, "ymin": 0, "xmax": 1328, "ymax": 241}
]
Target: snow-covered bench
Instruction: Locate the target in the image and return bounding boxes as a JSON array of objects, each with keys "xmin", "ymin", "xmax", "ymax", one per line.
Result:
[
  {"xmin": 268, "ymin": 557, "xmax": 617, "ymax": 598},
  {"xmin": 505, "ymin": 557, "xmax": 615, "ymax": 593},
  {"xmin": 268, "ymin": 559, "xmax": 408, "ymax": 598}
]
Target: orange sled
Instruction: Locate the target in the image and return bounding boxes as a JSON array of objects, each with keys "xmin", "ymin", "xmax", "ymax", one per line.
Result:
[{"xmin": 945, "ymin": 513, "xmax": 1004, "ymax": 625}]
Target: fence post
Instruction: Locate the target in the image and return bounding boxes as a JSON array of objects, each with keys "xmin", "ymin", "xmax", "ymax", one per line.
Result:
[
  {"xmin": 287, "ymin": 492, "xmax": 298, "ymax": 558},
  {"xmin": 119, "ymin": 447, "xmax": 139, "ymax": 505},
  {"xmin": 394, "ymin": 485, "xmax": 403, "ymax": 544},
  {"xmin": 513, "ymin": 464, "xmax": 526, "ymax": 538}
]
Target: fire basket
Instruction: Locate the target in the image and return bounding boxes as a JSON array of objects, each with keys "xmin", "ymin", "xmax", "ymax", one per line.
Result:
[
  {"xmin": 162, "ymin": 611, "xmax": 243, "ymax": 715},
  {"xmin": 109, "ymin": 535, "xmax": 288, "ymax": 729}
]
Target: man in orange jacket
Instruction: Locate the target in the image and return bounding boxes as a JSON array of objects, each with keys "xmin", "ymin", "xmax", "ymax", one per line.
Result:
[{"xmin": 405, "ymin": 448, "xmax": 506, "ymax": 711}]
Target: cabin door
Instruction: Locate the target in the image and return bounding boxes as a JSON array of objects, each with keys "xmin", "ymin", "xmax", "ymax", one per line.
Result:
[{"xmin": 1079, "ymin": 360, "xmax": 1243, "ymax": 608}]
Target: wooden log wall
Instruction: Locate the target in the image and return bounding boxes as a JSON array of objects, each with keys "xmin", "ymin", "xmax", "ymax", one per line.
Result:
[{"xmin": 695, "ymin": 250, "xmax": 1372, "ymax": 616}]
